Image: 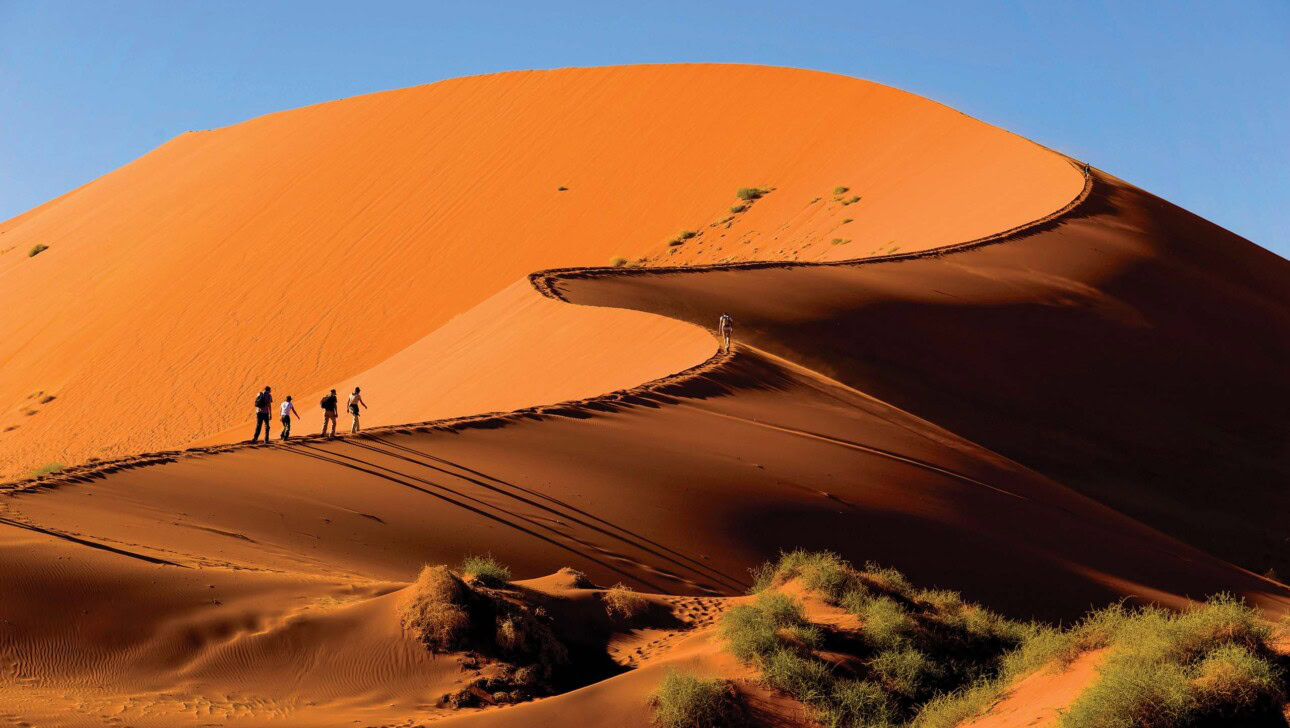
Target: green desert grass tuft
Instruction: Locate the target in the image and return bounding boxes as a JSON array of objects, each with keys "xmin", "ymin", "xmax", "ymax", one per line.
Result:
[
  {"xmin": 28, "ymin": 244, "xmax": 49, "ymax": 257},
  {"xmin": 833, "ymin": 185, "xmax": 850, "ymax": 194},
  {"xmin": 399, "ymin": 565, "xmax": 470, "ymax": 652},
  {"xmin": 733, "ymin": 551, "xmax": 1289, "ymax": 728},
  {"xmin": 650, "ymin": 670, "xmax": 740, "ymax": 728},
  {"xmin": 736, "ymin": 186, "xmax": 769, "ymax": 201},
  {"xmin": 729, "ymin": 203, "xmax": 748, "ymax": 213},
  {"xmin": 29, "ymin": 462, "xmax": 64, "ymax": 478},
  {"xmin": 459, "ymin": 553, "xmax": 511, "ymax": 587},
  {"xmin": 604, "ymin": 582, "xmax": 647, "ymax": 619}
]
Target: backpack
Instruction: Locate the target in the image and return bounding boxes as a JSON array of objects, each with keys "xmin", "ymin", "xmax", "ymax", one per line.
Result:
[
  {"xmin": 254, "ymin": 391, "xmax": 269, "ymax": 409},
  {"xmin": 321, "ymin": 394, "xmax": 336, "ymax": 411}
]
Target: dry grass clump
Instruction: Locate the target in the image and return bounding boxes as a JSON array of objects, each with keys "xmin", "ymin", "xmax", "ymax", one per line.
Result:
[
  {"xmin": 28, "ymin": 243, "xmax": 49, "ymax": 257},
  {"xmin": 400, "ymin": 565, "xmax": 471, "ymax": 652},
  {"xmin": 736, "ymin": 186, "xmax": 770, "ymax": 201},
  {"xmin": 650, "ymin": 669, "xmax": 741, "ymax": 728},
  {"xmin": 833, "ymin": 185, "xmax": 850, "ymax": 194},
  {"xmin": 557, "ymin": 566, "xmax": 594, "ymax": 588},
  {"xmin": 604, "ymin": 582, "xmax": 648, "ymax": 619},
  {"xmin": 610, "ymin": 256, "xmax": 629, "ymax": 267}
]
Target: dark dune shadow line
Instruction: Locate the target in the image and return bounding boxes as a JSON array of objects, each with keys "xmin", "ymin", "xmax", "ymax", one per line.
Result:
[
  {"xmin": 0, "ymin": 516, "xmax": 186, "ymax": 567},
  {"xmin": 305, "ymin": 442, "xmax": 724, "ymax": 593},
  {"xmin": 355, "ymin": 436, "xmax": 746, "ymax": 591},
  {"xmin": 286, "ymin": 444, "xmax": 693, "ymax": 593}
]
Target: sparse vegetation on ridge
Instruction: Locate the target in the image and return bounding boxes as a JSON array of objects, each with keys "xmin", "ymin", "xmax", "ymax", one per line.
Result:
[
  {"xmin": 833, "ymin": 186, "xmax": 850, "ymax": 195},
  {"xmin": 28, "ymin": 244, "xmax": 49, "ymax": 257},
  {"xmin": 736, "ymin": 186, "xmax": 770, "ymax": 201},
  {"xmin": 729, "ymin": 203, "xmax": 748, "ymax": 213},
  {"xmin": 610, "ymin": 256, "xmax": 629, "ymax": 267},
  {"xmin": 650, "ymin": 670, "xmax": 741, "ymax": 728},
  {"xmin": 459, "ymin": 553, "xmax": 512, "ymax": 587},
  {"xmin": 399, "ymin": 559, "xmax": 570, "ymax": 708},
  {"xmin": 29, "ymin": 462, "xmax": 64, "ymax": 478},
  {"xmin": 604, "ymin": 582, "xmax": 647, "ymax": 619},
  {"xmin": 841, "ymin": 195, "xmax": 861, "ymax": 206},
  {"xmin": 728, "ymin": 550, "xmax": 1289, "ymax": 728}
]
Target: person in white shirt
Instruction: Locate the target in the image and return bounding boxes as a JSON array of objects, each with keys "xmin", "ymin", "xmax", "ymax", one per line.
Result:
[
  {"xmin": 347, "ymin": 387, "xmax": 368, "ymax": 434},
  {"xmin": 279, "ymin": 395, "xmax": 300, "ymax": 440}
]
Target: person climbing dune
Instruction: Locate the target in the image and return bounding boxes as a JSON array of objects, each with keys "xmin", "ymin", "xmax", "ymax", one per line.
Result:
[
  {"xmin": 348, "ymin": 386, "xmax": 367, "ymax": 434},
  {"xmin": 320, "ymin": 389, "xmax": 339, "ymax": 438},
  {"xmin": 251, "ymin": 385, "xmax": 273, "ymax": 443},
  {"xmin": 718, "ymin": 313, "xmax": 734, "ymax": 353},
  {"xmin": 279, "ymin": 395, "xmax": 299, "ymax": 440}
]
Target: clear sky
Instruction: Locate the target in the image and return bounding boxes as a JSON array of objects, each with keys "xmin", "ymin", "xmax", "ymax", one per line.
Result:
[{"xmin": 2, "ymin": 1, "xmax": 1286, "ymax": 255}]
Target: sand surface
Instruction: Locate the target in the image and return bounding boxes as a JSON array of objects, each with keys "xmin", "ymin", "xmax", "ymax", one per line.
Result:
[{"xmin": 2, "ymin": 65, "xmax": 1287, "ymax": 726}]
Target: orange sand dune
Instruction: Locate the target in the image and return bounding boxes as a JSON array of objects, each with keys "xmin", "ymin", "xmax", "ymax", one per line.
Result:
[
  {"xmin": 2, "ymin": 64, "xmax": 1286, "ymax": 727},
  {"xmin": 0, "ymin": 64, "xmax": 1077, "ymax": 478}
]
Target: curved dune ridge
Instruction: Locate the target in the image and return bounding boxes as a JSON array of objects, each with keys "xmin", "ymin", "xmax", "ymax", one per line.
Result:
[
  {"xmin": 2, "ymin": 64, "xmax": 1289, "ymax": 726},
  {"xmin": 0, "ymin": 63, "xmax": 1079, "ymax": 478}
]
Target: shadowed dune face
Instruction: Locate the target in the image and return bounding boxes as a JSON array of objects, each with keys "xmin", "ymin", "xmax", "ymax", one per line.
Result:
[
  {"xmin": 548, "ymin": 171, "xmax": 1290, "ymax": 581},
  {"xmin": 0, "ymin": 63, "xmax": 1078, "ymax": 478}
]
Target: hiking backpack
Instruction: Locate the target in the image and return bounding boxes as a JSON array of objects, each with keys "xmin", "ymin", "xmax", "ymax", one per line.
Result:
[{"xmin": 254, "ymin": 391, "xmax": 269, "ymax": 409}]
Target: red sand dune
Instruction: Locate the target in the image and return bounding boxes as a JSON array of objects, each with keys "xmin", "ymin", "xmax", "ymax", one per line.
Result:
[{"xmin": 1, "ymin": 65, "xmax": 1287, "ymax": 725}]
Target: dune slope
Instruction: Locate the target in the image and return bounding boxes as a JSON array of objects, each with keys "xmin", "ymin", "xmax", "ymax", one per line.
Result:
[
  {"xmin": 0, "ymin": 63, "xmax": 1078, "ymax": 478},
  {"xmin": 2, "ymin": 64, "xmax": 1286, "ymax": 727}
]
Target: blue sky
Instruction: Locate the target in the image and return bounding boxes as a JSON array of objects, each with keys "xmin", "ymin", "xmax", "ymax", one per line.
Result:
[{"xmin": 2, "ymin": 1, "xmax": 1286, "ymax": 255}]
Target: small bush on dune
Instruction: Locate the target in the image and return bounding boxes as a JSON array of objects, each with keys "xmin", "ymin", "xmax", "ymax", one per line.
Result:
[
  {"xmin": 650, "ymin": 670, "xmax": 740, "ymax": 728},
  {"xmin": 400, "ymin": 565, "xmax": 470, "ymax": 652},
  {"xmin": 730, "ymin": 203, "xmax": 748, "ymax": 213},
  {"xmin": 459, "ymin": 554, "xmax": 511, "ymax": 587},
  {"xmin": 610, "ymin": 256, "xmax": 629, "ymax": 267},
  {"xmin": 604, "ymin": 582, "xmax": 647, "ymax": 619},
  {"xmin": 558, "ymin": 566, "xmax": 593, "ymax": 588},
  {"xmin": 736, "ymin": 186, "xmax": 769, "ymax": 201},
  {"xmin": 29, "ymin": 462, "xmax": 65, "ymax": 478},
  {"xmin": 833, "ymin": 186, "xmax": 850, "ymax": 195},
  {"xmin": 28, "ymin": 244, "xmax": 49, "ymax": 257},
  {"xmin": 841, "ymin": 195, "xmax": 862, "ymax": 205}
]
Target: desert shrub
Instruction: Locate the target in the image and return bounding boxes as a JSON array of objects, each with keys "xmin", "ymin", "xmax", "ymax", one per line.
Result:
[
  {"xmin": 1061, "ymin": 596, "xmax": 1285, "ymax": 727},
  {"xmin": 736, "ymin": 186, "xmax": 769, "ymax": 201},
  {"xmin": 493, "ymin": 610, "xmax": 569, "ymax": 668},
  {"xmin": 557, "ymin": 186, "xmax": 568, "ymax": 191},
  {"xmin": 604, "ymin": 582, "xmax": 647, "ymax": 619},
  {"xmin": 610, "ymin": 256, "xmax": 628, "ymax": 267},
  {"xmin": 730, "ymin": 203, "xmax": 748, "ymax": 213},
  {"xmin": 833, "ymin": 186, "xmax": 850, "ymax": 195},
  {"xmin": 677, "ymin": 230, "xmax": 697, "ymax": 240},
  {"xmin": 842, "ymin": 195, "xmax": 862, "ymax": 205},
  {"xmin": 28, "ymin": 244, "xmax": 49, "ymax": 257},
  {"xmin": 831, "ymin": 238, "xmax": 845, "ymax": 245},
  {"xmin": 29, "ymin": 462, "xmax": 64, "ymax": 478},
  {"xmin": 558, "ymin": 566, "xmax": 593, "ymax": 587},
  {"xmin": 399, "ymin": 565, "xmax": 471, "ymax": 652},
  {"xmin": 842, "ymin": 218, "xmax": 854, "ymax": 224},
  {"xmin": 650, "ymin": 670, "xmax": 740, "ymax": 728},
  {"xmin": 459, "ymin": 553, "xmax": 511, "ymax": 587}
]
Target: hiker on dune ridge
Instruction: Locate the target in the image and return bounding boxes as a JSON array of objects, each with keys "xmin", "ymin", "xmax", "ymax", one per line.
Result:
[
  {"xmin": 279, "ymin": 395, "xmax": 299, "ymax": 440},
  {"xmin": 348, "ymin": 386, "xmax": 367, "ymax": 434},
  {"xmin": 252, "ymin": 385, "xmax": 273, "ymax": 443},
  {"xmin": 321, "ymin": 389, "xmax": 339, "ymax": 438},
  {"xmin": 718, "ymin": 312, "xmax": 734, "ymax": 353}
]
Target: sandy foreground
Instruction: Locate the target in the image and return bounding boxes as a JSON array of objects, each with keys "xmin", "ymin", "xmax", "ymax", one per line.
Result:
[{"xmin": 1, "ymin": 65, "xmax": 1288, "ymax": 725}]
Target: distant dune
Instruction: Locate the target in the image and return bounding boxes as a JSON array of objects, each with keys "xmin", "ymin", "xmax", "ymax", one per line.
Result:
[{"xmin": 2, "ymin": 65, "xmax": 1286, "ymax": 726}]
